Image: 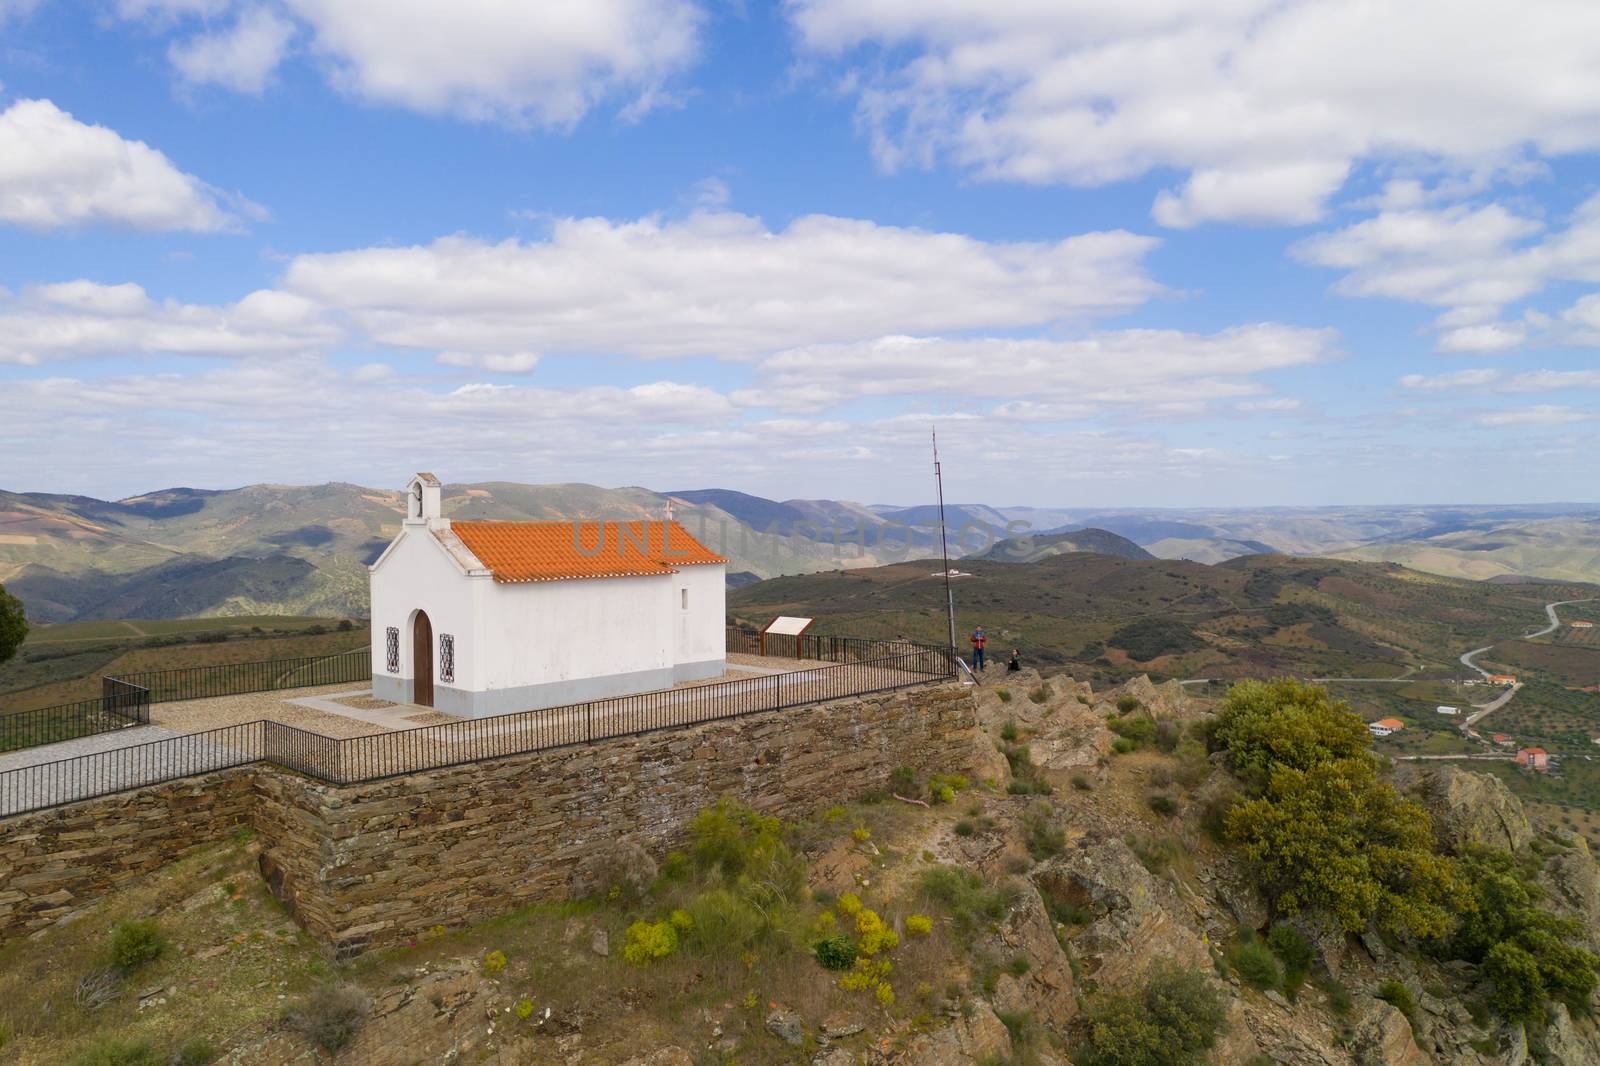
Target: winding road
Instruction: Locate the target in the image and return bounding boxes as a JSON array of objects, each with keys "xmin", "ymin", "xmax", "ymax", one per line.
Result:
[{"xmin": 1459, "ymin": 597, "xmax": 1596, "ymax": 728}]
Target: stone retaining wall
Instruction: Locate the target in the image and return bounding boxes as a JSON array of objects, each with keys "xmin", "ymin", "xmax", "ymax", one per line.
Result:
[
  {"xmin": 0, "ymin": 770, "xmax": 256, "ymax": 939},
  {"xmin": 0, "ymin": 683, "xmax": 978, "ymax": 954}
]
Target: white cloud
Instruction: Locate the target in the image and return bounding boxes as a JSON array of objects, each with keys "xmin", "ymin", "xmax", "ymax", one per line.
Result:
[
  {"xmin": 281, "ymin": 210, "xmax": 1160, "ymax": 359},
  {"xmin": 168, "ymin": 7, "xmax": 296, "ymax": 93},
  {"xmin": 1399, "ymin": 369, "xmax": 1503, "ymax": 391},
  {"xmin": 735, "ymin": 325, "xmax": 1334, "ymax": 415},
  {"xmin": 1295, "ymin": 193, "xmax": 1600, "ymax": 350},
  {"xmin": 0, "ymin": 281, "xmax": 336, "ymax": 364},
  {"xmin": 127, "ymin": 0, "xmax": 703, "ymax": 126},
  {"xmin": 1402, "ymin": 368, "xmax": 1600, "ymax": 394},
  {"xmin": 0, "ymin": 99, "xmax": 248, "ymax": 232},
  {"xmin": 1476, "ymin": 405, "xmax": 1589, "ymax": 427},
  {"xmin": 789, "ymin": 0, "xmax": 1600, "ymax": 225},
  {"xmin": 437, "ymin": 350, "xmax": 542, "ymax": 374}
]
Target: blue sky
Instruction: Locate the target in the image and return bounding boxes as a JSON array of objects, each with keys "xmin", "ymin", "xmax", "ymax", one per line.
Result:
[{"xmin": 2, "ymin": 0, "xmax": 1598, "ymax": 507}]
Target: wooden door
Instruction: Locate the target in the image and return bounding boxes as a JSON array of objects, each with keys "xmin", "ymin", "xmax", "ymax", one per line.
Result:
[{"xmin": 413, "ymin": 610, "xmax": 433, "ymax": 708}]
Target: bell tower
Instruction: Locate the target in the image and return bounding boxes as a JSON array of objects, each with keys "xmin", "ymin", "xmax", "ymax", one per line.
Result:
[{"xmin": 404, "ymin": 472, "xmax": 443, "ymax": 526}]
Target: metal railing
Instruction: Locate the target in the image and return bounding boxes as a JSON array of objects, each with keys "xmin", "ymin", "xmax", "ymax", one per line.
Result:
[
  {"xmin": 109, "ymin": 648, "xmax": 370, "ymax": 703},
  {"xmin": 0, "ymin": 680, "xmax": 150, "ymax": 754},
  {"xmin": 0, "ymin": 648, "xmax": 955, "ymax": 818},
  {"xmin": 726, "ymin": 625, "xmax": 937, "ymax": 663}
]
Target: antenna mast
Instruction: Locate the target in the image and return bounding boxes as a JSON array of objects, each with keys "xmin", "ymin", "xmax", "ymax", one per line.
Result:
[{"xmin": 933, "ymin": 427, "xmax": 957, "ymax": 659}]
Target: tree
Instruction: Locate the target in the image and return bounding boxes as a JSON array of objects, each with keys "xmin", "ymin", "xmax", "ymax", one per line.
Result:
[
  {"xmin": 1225, "ymin": 757, "xmax": 1468, "ymax": 939},
  {"xmin": 1211, "ymin": 678, "xmax": 1373, "ymax": 782},
  {"xmin": 0, "ymin": 584, "xmax": 25, "ymax": 666},
  {"xmin": 1447, "ymin": 849, "xmax": 1599, "ymax": 1021}
]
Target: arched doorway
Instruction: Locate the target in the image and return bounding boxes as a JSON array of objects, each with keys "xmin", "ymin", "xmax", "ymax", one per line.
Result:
[{"xmin": 412, "ymin": 610, "xmax": 434, "ymax": 707}]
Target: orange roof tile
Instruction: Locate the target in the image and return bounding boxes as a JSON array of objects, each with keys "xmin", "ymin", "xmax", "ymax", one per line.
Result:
[
  {"xmin": 1373, "ymin": 718, "xmax": 1405, "ymax": 729},
  {"xmin": 451, "ymin": 520, "xmax": 724, "ymax": 583}
]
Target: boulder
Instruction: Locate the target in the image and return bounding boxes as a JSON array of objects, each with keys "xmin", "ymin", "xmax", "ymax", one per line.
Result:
[
  {"xmin": 1034, "ymin": 839, "xmax": 1209, "ymax": 990},
  {"xmin": 1400, "ymin": 766, "xmax": 1532, "ymax": 855},
  {"xmin": 766, "ymin": 1007, "xmax": 805, "ymax": 1047},
  {"xmin": 1350, "ymin": 998, "xmax": 1431, "ymax": 1066},
  {"xmin": 961, "ymin": 1000, "xmax": 1014, "ymax": 1062}
]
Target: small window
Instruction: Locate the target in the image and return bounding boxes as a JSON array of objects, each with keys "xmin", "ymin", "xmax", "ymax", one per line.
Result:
[{"xmin": 681, "ymin": 588, "xmax": 689, "ymax": 610}]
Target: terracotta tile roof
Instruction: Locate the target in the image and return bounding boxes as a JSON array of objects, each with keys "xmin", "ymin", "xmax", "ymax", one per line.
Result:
[
  {"xmin": 1373, "ymin": 718, "xmax": 1405, "ymax": 729},
  {"xmin": 451, "ymin": 520, "xmax": 725, "ymax": 583}
]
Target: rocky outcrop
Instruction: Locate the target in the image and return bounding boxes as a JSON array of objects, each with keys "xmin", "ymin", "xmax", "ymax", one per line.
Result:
[
  {"xmin": 1537, "ymin": 834, "xmax": 1600, "ymax": 944},
  {"xmin": 1350, "ymin": 998, "xmax": 1431, "ymax": 1066},
  {"xmin": 1034, "ymin": 838, "xmax": 1209, "ymax": 990},
  {"xmin": 1543, "ymin": 1003, "xmax": 1600, "ymax": 1066},
  {"xmin": 867, "ymin": 1000, "xmax": 1015, "ymax": 1065},
  {"xmin": 989, "ymin": 881, "xmax": 1077, "ymax": 1031},
  {"xmin": 1400, "ymin": 765, "xmax": 1533, "ymax": 855}
]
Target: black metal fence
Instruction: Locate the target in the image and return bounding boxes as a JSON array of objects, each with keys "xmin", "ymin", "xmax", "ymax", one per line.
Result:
[
  {"xmin": 110, "ymin": 648, "xmax": 370, "ymax": 703},
  {"xmin": 0, "ymin": 649, "xmax": 954, "ymax": 818},
  {"xmin": 725, "ymin": 625, "xmax": 937, "ymax": 663},
  {"xmin": 0, "ymin": 680, "xmax": 150, "ymax": 754}
]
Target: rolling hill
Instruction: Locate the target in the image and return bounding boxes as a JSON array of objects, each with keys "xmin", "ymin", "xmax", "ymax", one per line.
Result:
[
  {"xmin": 974, "ymin": 528, "xmax": 1154, "ymax": 562},
  {"xmin": 728, "ymin": 550, "xmax": 1592, "ymax": 686}
]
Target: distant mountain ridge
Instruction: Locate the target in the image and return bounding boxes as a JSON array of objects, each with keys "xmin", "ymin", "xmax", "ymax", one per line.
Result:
[
  {"xmin": 1, "ymin": 482, "xmax": 1596, "ymax": 621},
  {"xmin": 974, "ymin": 528, "xmax": 1154, "ymax": 562}
]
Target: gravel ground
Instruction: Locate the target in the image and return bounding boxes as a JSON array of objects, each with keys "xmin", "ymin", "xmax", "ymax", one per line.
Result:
[{"xmin": 150, "ymin": 684, "xmax": 391, "ymax": 738}]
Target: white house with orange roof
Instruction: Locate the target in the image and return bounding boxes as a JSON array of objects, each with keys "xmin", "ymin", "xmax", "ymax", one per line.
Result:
[{"xmin": 368, "ymin": 473, "xmax": 727, "ymax": 717}]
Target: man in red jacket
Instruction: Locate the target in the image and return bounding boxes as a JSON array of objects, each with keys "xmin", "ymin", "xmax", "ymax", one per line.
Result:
[{"xmin": 969, "ymin": 626, "xmax": 987, "ymax": 672}]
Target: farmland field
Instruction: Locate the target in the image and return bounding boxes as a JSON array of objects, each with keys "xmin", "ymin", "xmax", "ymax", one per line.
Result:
[
  {"xmin": 0, "ymin": 616, "xmax": 367, "ymax": 711},
  {"xmin": 1486, "ymin": 638, "xmax": 1600, "ymax": 688}
]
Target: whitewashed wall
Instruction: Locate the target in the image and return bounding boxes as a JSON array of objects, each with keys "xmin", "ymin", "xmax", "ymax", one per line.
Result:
[
  {"xmin": 673, "ymin": 562, "xmax": 726, "ymax": 678},
  {"xmin": 369, "ymin": 527, "xmax": 484, "ymax": 696}
]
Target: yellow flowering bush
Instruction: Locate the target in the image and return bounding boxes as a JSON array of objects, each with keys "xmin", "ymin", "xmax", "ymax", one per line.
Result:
[
  {"xmin": 481, "ymin": 950, "xmax": 508, "ymax": 977},
  {"xmin": 838, "ymin": 892, "xmax": 863, "ymax": 916},
  {"xmin": 905, "ymin": 914, "xmax": 934, "ymax": 937},
  {"xmin": 856, "ymin": 908, "xmax": 899, "ymax": 957},
  {"xmin": 622, "ymin": 920, "xmax": 679, "ymax": 964}
]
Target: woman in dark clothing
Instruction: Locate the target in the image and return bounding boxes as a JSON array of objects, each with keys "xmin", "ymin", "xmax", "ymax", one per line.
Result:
[{"xmin": 1007, "ymin": 648, "xmax": 1021, "ymax": 672}]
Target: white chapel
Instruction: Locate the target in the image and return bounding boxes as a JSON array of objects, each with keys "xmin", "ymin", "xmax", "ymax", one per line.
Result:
[{"xmin": 368, "ymin": 473, "xmax": 728, "ymax": 717}]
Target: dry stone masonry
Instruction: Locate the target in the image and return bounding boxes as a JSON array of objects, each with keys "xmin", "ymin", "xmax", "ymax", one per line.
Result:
[{"xmin": 0, "ymin": 683, "xmax": 978, "ymax": 955}]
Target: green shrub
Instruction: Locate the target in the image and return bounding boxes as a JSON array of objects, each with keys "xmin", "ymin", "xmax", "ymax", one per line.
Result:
[
  {"xmin": 622, "ymin": 920, "xmax": 679, "ymax": 964},
  {"xmin": 1266, "ymin": 924, "xmax": 1315, "ymax": 991},
  {"xmin": 683, "ymin": 889, "xmax": 765, "ymax": 957},
  {"xmin": 1111, "ymin": 738, "xmax": 1137, "ymax": 755},
  {"xmin": 1070, "ymin": 963, "xmax": 1227, "ymax": 1066},
  {"xmin": 1226, "ymin": 933, "xmax": 1280, "ymax": 991},
  {"xmin": 64, "ymin": 1037, "xmax": 162, "ymax": 1066},
  {"xmin": 955, "ymin": 820, "xmax": 975, "ymax": 837},
  {"xmin": 1322, "ymin": 977, "xmax": 1353, "ymax": 1015},
  {"xmin": 889, "ymin": 765, "xmax": 920, "ymax": 797},
  {"xmin": 1377, "ymin": 979, "xmax": 1415, "ymax": 1018},
  {"xmin": 998, "ymin": 690, "xmax": 1013, "ymax": 705},
  {"xmin": 172, "ymin": 1038, "xmax": 216, "ymax": 1066},
  {"xmin": 108, "ymin": 919, "xmax": 165, "ymax": 972},
  {"xmin": 1446, "ymin": 848, "xmax": 1599, "ymax": 1020},
  {"xmin": 1028, "ymin": 685, "xmax": 1050, "ymax": 704},
  {"xmin": 1109, "ymin": 714, "xmax": 1157, "ymax": 748},
  {"xmin": 1116, "ymin": 695, "xmax": 1142, "ymax": 714},
  {"xmin": 1174, "ymin": 740, "xmax": 1210, "ymax": 788},
  {"xmin": 1003, "ymin": 744, "xmax": 1053, "ymax": 794},
  {"xmin": 283, "ymin": 984, "xmax": 369, "ymax": 1052},
  {"xmin": 1224, "ymin": 738, "xmax": 1465, "ymax": 939},
  {"xmin": 1210, "ymin": 678, "xmax": 1372, "ymax": 778},
  {"xmin": 1023, "ymin": 800, "xmax": 1065, "ymax": 860},
  {"xmin": 1072, "ymin": 773, "xmax": 1092, "ymax": 790},
  {"xmin": 813, "ymin": 933, "xmax": 858, "ymax": 971},
  {"xmin": 1155, "ymin": 720, "xmax": 1181, "ymax": 753},
  {"xmin": 921, "ymin": 866, "xmax": 1016, "ymax": 933},
  {"xmin": 1148, "ymin": 794, "xmax": 1177, "ymax": 817}
]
